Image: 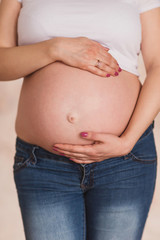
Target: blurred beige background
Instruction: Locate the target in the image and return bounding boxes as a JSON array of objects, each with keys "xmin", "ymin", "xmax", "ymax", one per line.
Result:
[{"xmin": 0, "ymin": 54, "xmax": 160, "ymax": 240}]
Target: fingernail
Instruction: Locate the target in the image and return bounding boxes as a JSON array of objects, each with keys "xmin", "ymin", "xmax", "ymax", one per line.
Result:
[
  {"xmin": 115, "ymin": 72, "xmax": 119, "ymax": 76},
  {"xmin": 118, "ymin": 67, "xmax": 122, "ymax": 72},
  {"xmin": 80, "ymin": 132, "xmax": 88, "ymax": 137},
  {"xmin": 53, "ymin": 148, "xmax": 58, "ymax": 151},
  {"xmin": 106, "ymin": 74, "xmax": 111, "ymax": 77},
  {"xmin": 61, "ymin": 153, "xmax": 65, "ymax": 156},
  {"xmin": 70, "ymin": 158, "xmax": 74, "ymax": 160}
]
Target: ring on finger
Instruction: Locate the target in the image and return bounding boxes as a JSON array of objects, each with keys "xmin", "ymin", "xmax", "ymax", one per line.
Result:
[{"xmin": 95, "ymin": 59, "xmax": 101, "ymax": 68}]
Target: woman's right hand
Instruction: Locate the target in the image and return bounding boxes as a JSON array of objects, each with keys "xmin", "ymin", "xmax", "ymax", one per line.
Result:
[{"xmin": 53, "ymin": 36, "xmax": 121, "ymax": 77}]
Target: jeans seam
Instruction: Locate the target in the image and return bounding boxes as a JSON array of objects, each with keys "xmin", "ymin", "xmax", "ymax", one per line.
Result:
[
  {"xmin": 130, "ymin": 152, "xmax": 157, "ymax": 163},
  {"xmin": 89, "ymin": 168, "xmax": 94, "ymax": 188},
  {"xmin": 80, "ymin": 166, "xmax": 86, "ymax": 189}
]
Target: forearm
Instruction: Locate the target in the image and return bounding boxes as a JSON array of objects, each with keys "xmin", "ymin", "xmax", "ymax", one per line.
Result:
[
  {"xmin": 0, "ymin": 38, "xmax": 59, "ymax": 81},
  {"xmin": 121, "ymin": 66, "xmax": 160, "ymax": 151}
]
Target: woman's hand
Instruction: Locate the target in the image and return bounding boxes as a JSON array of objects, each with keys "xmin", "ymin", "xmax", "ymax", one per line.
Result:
[
  {"xmin": 52, "ymin": 131, "xmax": 133, "ymax": 164},
  {"xmin": 54, "ymin": 36, "xmax": 121, "ymax": 78}
]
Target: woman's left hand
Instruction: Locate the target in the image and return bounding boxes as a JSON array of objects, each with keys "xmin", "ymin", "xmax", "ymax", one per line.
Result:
[{"xmin": 52, "ymin": 131, "xmax": 133, "ymax": 164}]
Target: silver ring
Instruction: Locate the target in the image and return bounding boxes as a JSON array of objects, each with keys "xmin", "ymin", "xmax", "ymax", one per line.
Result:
[{"xmin": 95, "ymin": 59, "xmax": 101, "ymax": 68}]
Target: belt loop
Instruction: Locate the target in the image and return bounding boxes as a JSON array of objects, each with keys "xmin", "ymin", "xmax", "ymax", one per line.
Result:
[{"xmin": 30, "ymin": 146, "xmax": 39, "ymax": 165}]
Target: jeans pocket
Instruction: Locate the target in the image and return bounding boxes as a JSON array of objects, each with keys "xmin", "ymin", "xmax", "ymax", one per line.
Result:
[
  {"xmin": 13, "ymin": 155, "xmax": 30, "ymax": 172},
  {"xmin": 13, "ymin": 146, "xmax": 38, "ymax": 172},
  {"xmin": 124, "ymin": 129, "xmax": 157, "ymax": 164}
]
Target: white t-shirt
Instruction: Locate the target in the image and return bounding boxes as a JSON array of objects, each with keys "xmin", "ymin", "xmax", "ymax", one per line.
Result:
[{"xmin": 17, "ymin": 0, "xmax": 160, "ymax": 76}]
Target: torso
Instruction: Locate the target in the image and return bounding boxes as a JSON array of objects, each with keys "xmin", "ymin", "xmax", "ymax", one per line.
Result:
[
  {"xmin": 15, "ymin": 61, "xmax": 142, "ymax": 155},
  {"xmin": 15, "ymin": 0, "xmax": 144, "ymax": 155}
]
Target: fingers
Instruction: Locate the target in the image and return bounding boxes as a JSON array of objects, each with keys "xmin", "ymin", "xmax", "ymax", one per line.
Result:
[
  {"xmin": 87, "ymin": 65, "xmax": 119, "ymax": 78},
  {"xmin": 68, "ymin": 155, "xmax": 105, "ymax": 164},
  {"xmin": 53, "ymin": 145, "xmax": 98, "ymax": 157},
  {"xmin": 52, "ymin": 143, "xmax": 105, "ymax": 164},
  {"xmin": 53, "ymin": 144, "xmax": 95, "ymax": 154},
  {"xmin": 79, "ymin": 38, "xmax": 121, "ymax": 77},
  {"xmin": 59, "ymin": 150, "xmax": 101, "ymax": 160},
  {"xmin": 100, "ymin": 49, "xmax": 118, "ymax": 67},
  {"xmin": 60, "ymin": 36, "xmax": 122, "ymax": 78},
  {"xmin": 52, "ymin": 144, "xmax": 101, "ymax": 160},
  {"xmin": 98, "ymin": 52, "xmax": 121, "ymax": 76},
  {"xmin": 95, "ymin": 61, "xmax": 120, "ymax": 77},
  {"xmin": 69, "ymin": 159, "xmax": 96, "ymax": 164},
  {"xmin": 102, "ymin": 54, "xmax": 120, "ymax": 72},
  {"xmin": 95, "ymin": 43, "xmax": 121, "ymax": 77},
  {"xmin": 87, "ymin": 65, "xmax": 110, "ymax": 77}
]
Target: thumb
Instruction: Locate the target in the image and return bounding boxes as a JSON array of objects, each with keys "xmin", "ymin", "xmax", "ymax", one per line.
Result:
[{"xmin": 80, "ymin": 131, "xmax": 106, "ymax": 142}]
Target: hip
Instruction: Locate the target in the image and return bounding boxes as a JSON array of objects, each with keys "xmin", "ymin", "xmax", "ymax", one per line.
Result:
[{"xmin": 13, "ymin": 120, "xmax": 157, "ymax": 172}]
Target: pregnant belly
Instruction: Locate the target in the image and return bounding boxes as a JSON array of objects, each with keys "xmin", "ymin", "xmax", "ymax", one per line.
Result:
[{"xmin": 15, "ymin": 61, "xmax": 142, "ymax": 154}]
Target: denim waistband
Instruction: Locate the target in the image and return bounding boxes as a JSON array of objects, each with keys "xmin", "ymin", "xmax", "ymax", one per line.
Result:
[{"xmin": 15, "ymin": 120, "xmax": 155, "ymax": 156}]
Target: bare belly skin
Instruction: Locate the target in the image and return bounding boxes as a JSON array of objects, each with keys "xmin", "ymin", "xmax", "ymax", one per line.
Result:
[{"xmin": 15, "ymin": 61, "xmax": 142, "ymax": 155}]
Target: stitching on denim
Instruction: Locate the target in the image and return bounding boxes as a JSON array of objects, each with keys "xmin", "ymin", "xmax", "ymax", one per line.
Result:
[
  {"xmin": 138, "ymin": 124, "xmax": 154, "ymax": 143},
  {"xmin": 14, "ymin": 145, "xmax": 39, "ymax": 171},
  {"xmin": 31, "ymin": 146, "xmax": 39, "ymax": 165},
  {"xmin": 123, "ymin": 124, "xmax": 155, "ymax": 161},
  {"xmin": 14, "ymin": 155, "xmax": 25, "ymax": 163},
  {"xmin": 16, "ymin": 146, "xmax": 33, "ymax": 155},
  {"xmin": 33, "ymin": 154, "xmax": 72, "ymax": 164},
  {"xmin": 13, "ymin": 155, "xmax": 31, "ymax": 171},
  {"xmin": 80, "ymin": 166, "xmax": 86, "ymax": 189},
  {"xmin": 90, "ymin": 170, "xmax": 93, "ymax": 188},
  {"xmin": 130, "ymin": 152, "xmax": 157, "ymax": 163},
  {"xmin": 89, "ymin": 167, "xmax": 95, "ymax": 189}
]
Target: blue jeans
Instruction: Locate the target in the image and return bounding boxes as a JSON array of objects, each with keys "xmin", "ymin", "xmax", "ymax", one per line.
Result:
[{"xmin": 13, "ymin": 121, "xmax": 157, "ymax": 240}]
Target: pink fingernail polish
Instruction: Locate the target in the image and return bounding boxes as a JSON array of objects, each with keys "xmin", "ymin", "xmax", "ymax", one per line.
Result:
[
  {"xmin": 53, "ymin": 148, "xmax": 58, "ymax": 151},
  {"xmin": 70, "ymin": 158, "xmax": 74, "ymax": 160},
  {"xmin": 80, "ymin": 132, "xmax": 88, "ymax": 137},
  {"xmin": 106, "ymin": 74, "xmax": 111, "ymax": 77},
  {"xmin": 118, "ymin": 67, "xmax": 122, "ymax": 72},
  {"xmin": 115, "ymin": 72, "xmax": 119, "ymax": 76}
]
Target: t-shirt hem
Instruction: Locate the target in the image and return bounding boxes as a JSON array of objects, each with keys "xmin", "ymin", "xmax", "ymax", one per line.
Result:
[{"xmin": 120, "ymin": 65, "xmax": 140, "ymax": 77}]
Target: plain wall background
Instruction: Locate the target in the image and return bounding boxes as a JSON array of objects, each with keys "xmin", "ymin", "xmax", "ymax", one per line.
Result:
[{"xmin": 0, "ymin": 54, "xmax": 160, "ymax": 240}]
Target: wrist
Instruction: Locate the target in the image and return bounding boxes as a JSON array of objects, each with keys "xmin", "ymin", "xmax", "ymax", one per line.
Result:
[
  {"xmin": 47, "ymin": 37, "xmax": 62, "ymax": 62},
  {"xmin": 120, "ymin": 135, "xmax": 136, "ymax": 155}
]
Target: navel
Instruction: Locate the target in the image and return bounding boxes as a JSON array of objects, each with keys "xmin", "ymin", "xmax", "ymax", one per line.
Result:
[{"xmin": 66, "ymin": 112, "xmax": 79, "ymax": 124}]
